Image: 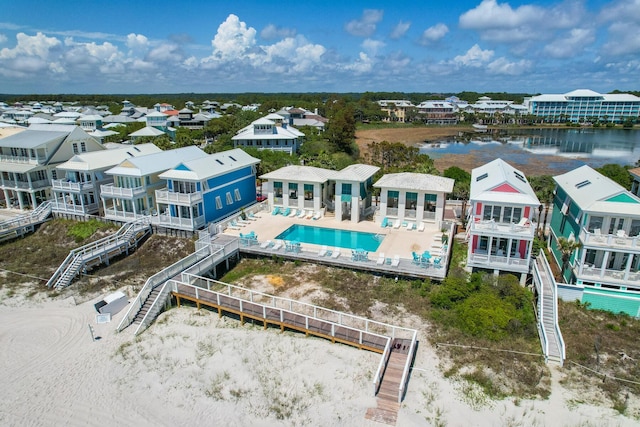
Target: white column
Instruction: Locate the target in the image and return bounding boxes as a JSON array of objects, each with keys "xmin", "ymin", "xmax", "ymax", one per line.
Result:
[
  {"xmin": 351, "ymin": 195, "xmax": 358, "ymax": 223},
  {"xmin": 379, "ymin": 189, "xmax": 388, "ymax": 218},
  {"xmin": 3, "ymin": 189, "xmax": 9, "ymax": 208},
  {"xmin": 335, "ymin": 182, "xmax": 343, "ymax": 221},
  {"xmin": 398, "ymin": 190, "xmax": 406, "ymax": 221},
  {"xmin": 30, "ymin": 192, "xmax": 37, "ymax": 209},
  {"xmin": 435, "ymin": 193, "xmax": 445, "ymax": 224},
  {"xmin": 283, "ymin": 181, "xmax": 289, "ymax": 207},
  {"xmin": 416, "ymin": 193, "xmax": 425, "ymax": 222}
]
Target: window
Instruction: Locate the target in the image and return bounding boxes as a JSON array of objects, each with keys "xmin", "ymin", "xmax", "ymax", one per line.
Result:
[
  {"xmin": 215, "ymin": 196, "xmax": 222, "ymax": 209},
  {"xmin": 226, "ymin": 192, "xmax": 233, "ymax": 205},
  {"xmin": 80, "ymin": 141, "xmax": 86, "ymax": 152},
  {"xmin": 478, "ymin": 236, "xmax": 488, "ymax": 251},
  {"xmin": 630, "ymin": 219, "xmax": 640, "ymax": 237},
  {"xmin": 406, "ymin": 192, "xmax": 418, "ymax": 210},
  {"xmin": 387, "ymin": 190, "xmax": 399, "ymax": 208},
  {"xmin": 72, "ymin": 143, "xmax": 78, "ymax": 154},
  {"xmin": 342, "ymin": 183, "xmax": 352, "ymax": 195},
  {"xmin": 273, "ymin": 182, "xmax": 283, "ymax": 198},
  {"xmin": 234, "ymin": 189, "xmax": 241, "ymax": 201},
  {"xmin": 588, "ymin": 216, "xmax": 603, "ymax": 232},
  {"xmin": 304, "ymin": 184, "xmax": 313, "ymax": 200},
  {"xmin": 289, "ymin": 182, "xmax": 298, "ymax": 199}
]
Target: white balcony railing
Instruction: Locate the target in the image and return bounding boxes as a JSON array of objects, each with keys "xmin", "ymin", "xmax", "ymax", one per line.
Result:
[
  {"xmin": 52, "ymin": 179, "xmax": 95, "ymax": 192},
  {"xmin": 580, "ymin": 227, "xmax": 640, "ymax": 250},
  {"xmin": 155, "ymin": 189, "xmax": 202, "ymax": 205},
  {"xmin": 2, "ymin": 179, "xmax": 50, "ymax": 190},
  {"xmin": 467, "ymin": 251, "xmax": 530, "ymax": 270},
  {"xmin": 154, "ymin": 214, "xmax": 205, "ymax": 230},
  {"xmin": 576, "ymin": 261, "xmax": 640, "ymax": 284},
  {"xmin": 103, "ymin": 208, "xmax": 141, "ymax": 220},
  {"xmin": 469, "ymin": 219, "xmax": 536, "ymax": 238},
  {"xmin": 100, "ymin": 184, "xmax": 145, "ymax": 199},
  {"xmin": 0, "ymin": 155, "xmax": 40, "ymax": 165}
]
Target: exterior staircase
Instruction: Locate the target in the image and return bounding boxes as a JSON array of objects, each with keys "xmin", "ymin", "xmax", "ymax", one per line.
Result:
[
  {"xmin": 0, "ymin": 201, "xmax": 52, "ymax": 241},
  {"xmin": 47, "ymin": 218, "xmax": 151, "ymax": 289},
  {"xmin": 132, "ymin": 285, "xmax": 165, "ymax": 325},
  {"xmin": 533, "ymin": 256, "xmax": 565, "ymax": 365}
]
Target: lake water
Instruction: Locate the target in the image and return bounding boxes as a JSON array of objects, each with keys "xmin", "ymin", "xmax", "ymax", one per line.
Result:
[{"xmin": 420, "ymin": 128, "xmax": 640, "ymax": 172}]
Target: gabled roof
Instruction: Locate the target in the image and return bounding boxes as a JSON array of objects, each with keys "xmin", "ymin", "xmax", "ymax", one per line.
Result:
[
  {"xmin": 470, "ymin": 159, "xmax": 539, "ymax": 205},
  {"xmin": 374, "ymin": 173, "xmax": 454, "ymax": 193},
  {"xmin": 627, "ymin": 167, "xmax": 640, "ymax": 179},
  {"xmin": 264, "ymin": 113, "xmax": 286, "ymax": 120},
  {"xmin": 57, "ymin": 143, "xmax": 162, "ymax": 171},
  {"xmin": 106, "ymin": 146, "xmax": 207, "ymax": 177},
  {"xmin": 159, "ymin": 148, "xmax": 260, "ymax": 181},
  {"xmin": 0, "ymin": 126, "xmax": 71, "ymax": 149},
  {"xmin": 129, "ymin": 126, "xmax": 165, "ymax": 137},
  {"xmin": 554, "ymin": 165, "xmax": 640, "ymax": 215},
  {"xmin": 260, "ymin": 165, "xmax": 334, "ymax": 183},
  {"xmin": 145, "ymin": 111, "xmax": 168, "ymax": 118}
]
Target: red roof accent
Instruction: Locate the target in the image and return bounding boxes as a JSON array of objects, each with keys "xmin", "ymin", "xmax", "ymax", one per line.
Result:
[
  {"xmin": 491, "ymin": 183, "xmax": 520, "ymax": 193},
  {"xmin": 163, "ymin": 110, "xmax": 180, "ymax": 116}
]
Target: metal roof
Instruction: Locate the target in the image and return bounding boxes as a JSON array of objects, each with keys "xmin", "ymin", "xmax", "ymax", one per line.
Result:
[
  {"xmin": 0, "ymin": 127, "xmax": 70, "ymax": 149},
  {"xmin": 553, "ymin": 165, "xmax": 640, "ymax": 215},
  {"xmin": 470, "ymin": 158, "xmax": 538, "ymax": 204},
  {"xmin": 106, "ymin": 146, "xmax": 207, "ymax": 177},
  {"xmin": 57, "ymin": 143, "xmax": 162, "ymax": 171},
  {"xmin": 333, "ymin": 164, "xmax": 379, "ymax": 181},
  {"xmin": 374, "ymin": 173, "xmax": 454, "ymax": 193},
  {"xmin": 159, "ymin": 148, "xmax": 260, "ymax": 181},
  {"xmin": 260, "ymin": 165, "xmax": 334, "ymax": 183}
]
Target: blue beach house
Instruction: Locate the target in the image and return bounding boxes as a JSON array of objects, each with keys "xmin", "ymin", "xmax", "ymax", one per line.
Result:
[{"xmin": 155, "ymin": 148, "xmax": 260, "ymax": 231}]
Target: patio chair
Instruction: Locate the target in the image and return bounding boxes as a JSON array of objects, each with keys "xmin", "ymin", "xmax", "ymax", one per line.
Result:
[
  {"xmin": 381, "ymin": 217, "xmax": 388, "ymax": 228},
  {"xmin": 406, "ymin": 222, "xmax": 415, "ymax": 231},
  {"xmin": 271, "ymin": 240, "xmax": 283, "ymax": 251},
  {"xmin": 411, "ymin": 252, "xmax": 421, "ymax": 265},
  {"xmin": 393, "ymin": 220, "xmax": 401, "ymax": 229},
  {"xmin": 351, "ymin": 250, "xmax": 358, "ymax": 261},
  {"xmin": 245, "ymin": 212, "xmax": 258, "ymax": 221},
  {"xmin": 312, "ymin": 211, "xmax": 322, "ymax": 220},
  {"xmin": 318, "ymin": 245, "xmax": 328, "ymax": 256},
  {"xmin": 271, "ymin": 207, "xmax": 280, "ymax": 215},
  {"xmin": 434, "ymin": 257, "xmax": 442, "ymax": 268},
  {"xmin": 237, "ymin": 217, "xmax": 251, "ymax": 225},
  {"xmin": 288, "ymin": 208, "xmax": 298, "ymax": 217},
  {"xmin": 305, "ymin": 210, "xmax": 313, "ymax": 219},
  {"xmin": 227, "ymin": 221, "xmax": 240, "ymax": 230},
  {"xmin": 377, "ymin": 252, "xmax": 385, "ymax": 265},
  {"xmin": 297, "ymin": 209, "xmax": 306, "ymax": 218},
  {"xmin": 260, "ymin": 240, "xmax": 274, "ymax": 249},
  {"xmin": 230, "ymin": 220, "xmax": 245, "ymax": 228},
  {"xmin": 417, "ymin": 222, "xmax": 425, "ymax": 232},
  {"xmin": 391, "ymin": 255, "xmax": 400, "ymax": 267},
  {"xmin": 331, "ymin": 248, "xmax": 341, "ymax": 259},
  {"xmin": 281, "ymin": 207, "xmax": 291, "ymax": 217}
]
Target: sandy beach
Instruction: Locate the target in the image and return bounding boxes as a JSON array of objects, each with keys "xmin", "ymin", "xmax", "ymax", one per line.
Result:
[{"xmin": 1, "ymin": 281, "xmax": 639, "ymax": 427}]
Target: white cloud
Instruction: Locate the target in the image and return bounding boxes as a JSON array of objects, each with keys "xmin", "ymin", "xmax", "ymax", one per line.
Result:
[
  {"xmin": 0, "ymin": 32, "xmax": 60, "ymax": 59},
  {"xmin": 147, "ymin": 43, "xmax": 181, "ymax": 63},
  {"xmin": 459, "ymin": 0, "xmax": 584, "ymax": 43},
  {"xmin": 390, "ymin": 21, "xmax": 411, "ymax": 39},
  {"xmin": 419, "ymin": 23, "xmax": 449, "ymax": 44},
  {"xmin": 599, "ymin": 0, "xmax": 640, "ymax": 22},
  {"xmin": 345, "ymin": 9, "xmax": 383, "ymax": 37},
  {"xmin": 344, "ymin": 52, "xmax": 374, "ymax": 73},
  {"xmin": 544, "ymin": 28, "xmax": 595, "ymax": 58},
  {"xmin": 362, "ymin": 38, "xmax": 385, "ymax": 55},
  {"xmin": 601, "ymin": 21, "xmax": 640, "ymax": 56},
  {"xmin": 453, "ymin": 44, "xmax": 494, "ymax": 67},
  {"xmin": 261, "ymin": 24, "xmax": 296, "ymax": 40},
  {"xmin": 210, "ymin": 14, "xmax": 257, "ymax": 60},
  {"xmin": 486, "ymin": 57, "xmax": 531, "ymax": 75},
  {"xmin": 0, "ymin": 33, "xmax": 7, "ymax": 44},
  {"xmin": 126, "ymin": 33, "xmax": 149, "ymax": 51}
]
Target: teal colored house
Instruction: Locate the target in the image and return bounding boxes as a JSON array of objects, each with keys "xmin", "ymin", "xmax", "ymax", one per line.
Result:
[{"xmin": 550, "ymin": 165, "xmax": 640, "ymax": 316}]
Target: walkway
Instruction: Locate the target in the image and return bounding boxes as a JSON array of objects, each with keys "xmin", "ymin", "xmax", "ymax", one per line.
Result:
[
  {"xmin": 0, "ymin": 201, "xmax": 52, "ymax": 242},
  {"xmin": 532, "ymin": 255, "xmax": 565, "ymax": 365}
]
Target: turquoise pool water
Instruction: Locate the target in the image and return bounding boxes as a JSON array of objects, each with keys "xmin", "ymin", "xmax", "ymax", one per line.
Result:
[{"xmin": 275, "ymin": 224, "xmax": 383, "ymax": 252}]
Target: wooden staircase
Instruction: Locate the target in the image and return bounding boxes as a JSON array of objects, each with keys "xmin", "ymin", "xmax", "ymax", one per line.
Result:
[
  {"xmin": 132, "ymin": 286, "xmax": 165, "ymax": 325},
  {"xmin": 365, "ymin": 339, "xmax": 411, "ymax": 425}
]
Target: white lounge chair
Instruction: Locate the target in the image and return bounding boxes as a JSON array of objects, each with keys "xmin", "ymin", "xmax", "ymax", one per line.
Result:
[
  {"xmin": 271, "ymin": 240, "xmax": 283, "ymax": 251},
  {"xmin": 305, "ymin": 210, "xmax": 314, "ymax": 219},
  {"xmin": 331, "ymin": 248, "xmax": 341, "ymax": 259},
  {"xmin": 417, "ymin": 222, "xmax": 425, "ymax": 232},
  {"xmin": 406, "ymin": 222, "xmax": 415, "ymax": 231},
  {"xmin": 393, "ymin": 220, "xmax": 401, "ymax": 229},
  {"xmin": 227, "ymin": 221, "xmax": 240, "ymax": 230},
  {"xmin": 318, "ymin": 245, "xmax": 328, "ymax": 256},
  {"xmin": 391, "ymin": 255, "xmax": 400, "ymax": 267},
  {"xmin": 376, "ymin": 253, "xmax": 385, "ymax": 265},
  {"xmin": 297, "ymin": 209, "xmax": 306, "ymax": 218},
  {"xmin": 289, "ymin": 209, "xmax": 298, "ymax": 217},
  {"xmin": 260, "ymin": 240, "xmax": 273, "ymax": 249},
  {"xmin": 312, "ymin": 211, "xmax": 322, "ymax": 220}
]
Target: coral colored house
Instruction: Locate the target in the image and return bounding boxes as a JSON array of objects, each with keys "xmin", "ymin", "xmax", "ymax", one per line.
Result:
[{"xmin": 467, "ymin": 159, "xmax": 540, "ymax": 283}]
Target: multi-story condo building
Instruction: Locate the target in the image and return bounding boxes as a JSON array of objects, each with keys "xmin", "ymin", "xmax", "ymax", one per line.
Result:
[
  {"xmin": 0, "ymin": 124, "xmax": 103, "ymax": 210},
  {"xmin": 155, "ymin": 148, "xmax": 260, "ymax": 231},
  {"xmin": 528, "ymin": 89, "xmax": 640, "ymax": 124},
  {"xmin": 415, "ymin": 101, "xmax": 458, "ymax": 124},
  {"xmin": 550, "ymin": 166, "xmax": 640, "ymax": 316},
  {"xmin": 232, "ymin": 116, "xmax": 304, "ymax": 155},
  {"xmin": 52, "ymin": 143, "xmax": 162, "ymax": 217},
  {"xmin": 630, "ymin": 167, "xmax": 640, "ymax": 198},
  {"xmin": 101, "ymin": 146, "xmax": 207, "ymax": 222},
  {"xmin": 466, "ymin": 159, "xmax": 539, "ymax": 284},
  {"xmin": 377, "ymin": 100, "xmax": 414, "ymax": 122}
]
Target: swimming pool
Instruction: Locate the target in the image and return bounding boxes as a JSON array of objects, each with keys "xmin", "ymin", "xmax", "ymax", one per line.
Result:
[{"xmin": 275, "ymin": 224, "xmax": 383, "ymax": 252}]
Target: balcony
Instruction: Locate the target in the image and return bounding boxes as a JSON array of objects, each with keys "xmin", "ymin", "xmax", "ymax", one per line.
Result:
[
  {"xmin": 51, "ymin": 198, "xmax": 99, "ymax": 215},
  {"xmin": 100, "ymin": 184, "xmax": 146, "ymax": 199},
  {"xmin": 103, "ymin": 208, "xmax": 144, "ymax": 221},
  {"xmin": 580, "ymin": 228, "xmax": 640, "ymax": 250},
  {"xmin": 153, "ymin": 214, "xmax": 205, "ymax": 231},
  {"xmin": 575, "ymin": 261, "xmax": 640, "ymax": 286},
  {"xmin": 1, "ymin": 179, "xmax": 50, "ymax": 190},
  {"xmin": 0, "ymin": 155, "xmax": 40, "ymax": 165},
  {"xmin": 468, "ymin": 219, "xmax": 536, "ymax": 238},
  {"xmin": 467, "ymin": 251, "xmax": 530, "ymax": 272},
  {"xmin": 52, "ymin": 179, "xmax": 94, "ymax": 192},
  {"xmin": 155, "ymin": 189, "xmax": 202, "ymax": 205}
]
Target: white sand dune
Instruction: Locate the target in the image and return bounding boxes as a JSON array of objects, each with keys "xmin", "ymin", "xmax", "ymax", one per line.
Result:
[{"xmin": 1, "ymin": 290, "xmax": 638, "ymax": 426}]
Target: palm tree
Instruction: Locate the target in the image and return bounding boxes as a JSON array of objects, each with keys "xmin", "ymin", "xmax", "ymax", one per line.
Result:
[
  {"xmin": 556, "ymin": 237, "xmax": 582, "ymax": 281},
  {"xmin": 529, "ymin": 175, "xmax": 555, "ymax": 238}
]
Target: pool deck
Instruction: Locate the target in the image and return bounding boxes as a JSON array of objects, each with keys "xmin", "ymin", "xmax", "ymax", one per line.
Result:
[{"xmin": 221, "ymin": 212, "xmax": 450, "ymax": 280}]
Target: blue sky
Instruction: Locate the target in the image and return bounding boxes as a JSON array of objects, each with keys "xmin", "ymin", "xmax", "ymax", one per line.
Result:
[{"xmin": 0, "ymin": 0, "xmax": 638, "ymax": 94}]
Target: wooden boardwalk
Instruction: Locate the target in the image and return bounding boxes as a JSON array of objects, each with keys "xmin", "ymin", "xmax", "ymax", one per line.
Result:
[
  {"xmin": 172, "ymin": 282, "xmax": 389, "ymax": 352},
  {"xmin": 365, "ymin": 339, "xmax": 412, "ymax": 426}
]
